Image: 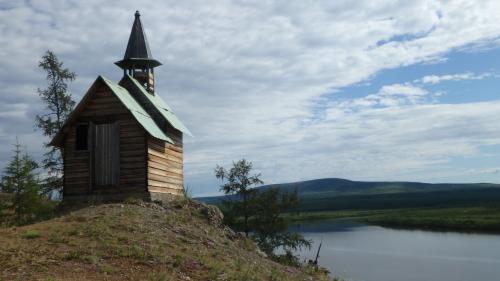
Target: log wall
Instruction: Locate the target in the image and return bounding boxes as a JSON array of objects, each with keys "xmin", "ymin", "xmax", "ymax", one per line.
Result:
[
  {"xmin": 147, "ymin": 129, "xmax": 184, "ymax": 196},
  {"xmin": 63, "ymin": 127, "xmax": 90, "ymax": 196},
  {"xmin": 64, "ymin": 85, "xmax": 147, "ymax": 196}
]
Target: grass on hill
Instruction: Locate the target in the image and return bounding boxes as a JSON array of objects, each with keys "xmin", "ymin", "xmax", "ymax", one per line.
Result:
[{"xmin": 0, "ymin": 198, "xmax": 329, "ymax": 281}]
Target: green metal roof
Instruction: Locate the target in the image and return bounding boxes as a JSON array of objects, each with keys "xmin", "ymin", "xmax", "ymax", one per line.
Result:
[
  {"xmin": 127, "ymin": 75, "xmax": 192, "ymax": 136},
  {"xmin": 101, "ymin": 76, "xmax": 173, "ymax": 143}
]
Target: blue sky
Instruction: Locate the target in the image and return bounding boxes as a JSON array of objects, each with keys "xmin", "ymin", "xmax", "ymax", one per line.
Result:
[
  {"xmin": 1, "ymin": 1, "xmax": 500, "ymax": 196},
  {"xmin": 335, "ymin": 49, "xmax": 500, "ymax": 103},
  {"xmin": 325, "ymin": 48, "xmax": 500, "ymax": 183}
]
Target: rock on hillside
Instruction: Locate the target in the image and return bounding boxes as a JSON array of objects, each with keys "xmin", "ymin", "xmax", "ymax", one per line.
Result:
[{"xmin": 0, "ymin": 198, "xmax": 328, "ymax": 281}]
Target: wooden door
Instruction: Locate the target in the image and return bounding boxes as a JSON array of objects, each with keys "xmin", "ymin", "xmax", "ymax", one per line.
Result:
[{"xmin": 94, "ymin": 122, "xmax": 120, "ymax": 186}]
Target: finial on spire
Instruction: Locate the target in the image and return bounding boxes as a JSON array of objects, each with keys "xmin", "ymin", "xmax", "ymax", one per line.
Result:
[{"xmin": 115, "ymin": 11, "xmax": 161, "ymax": 69}]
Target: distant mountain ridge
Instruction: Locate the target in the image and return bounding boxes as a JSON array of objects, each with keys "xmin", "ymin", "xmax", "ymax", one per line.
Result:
[
  {"xmin": 261, "ymin": 178, "xmax": 499, "ymax": 195},
  {"xmin": 197, "ymin": 178, "xmax": 500, "ymax": 206}
]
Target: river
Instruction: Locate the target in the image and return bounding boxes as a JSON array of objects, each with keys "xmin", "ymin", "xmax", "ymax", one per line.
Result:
[{"xmin": 289, "ymin": 220, "xmax": 500, "ymax": 281}]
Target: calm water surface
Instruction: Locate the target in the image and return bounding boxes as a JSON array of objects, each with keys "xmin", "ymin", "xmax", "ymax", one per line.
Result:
[{"xmin": 290, "ymin": 220, "xmax": 500, "ymax": 281}]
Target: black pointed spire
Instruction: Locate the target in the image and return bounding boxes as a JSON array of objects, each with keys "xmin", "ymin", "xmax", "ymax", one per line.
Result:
[
  {"xmin": 115, "ymin": 11, "xmax": 160, "ymax": 93},
  {"xmin": 115, "ymin": 11, "xmax": 161, "ymax": 69}
]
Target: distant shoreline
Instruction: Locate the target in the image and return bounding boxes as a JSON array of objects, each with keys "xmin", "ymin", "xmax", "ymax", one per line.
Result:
[
  {"xmin": 198, "ymin": 178, "xmax": 500, "ymax": 234},
  {"xmin": 285, "ymin": 206, "xmax": 500, "ymax": 234}
]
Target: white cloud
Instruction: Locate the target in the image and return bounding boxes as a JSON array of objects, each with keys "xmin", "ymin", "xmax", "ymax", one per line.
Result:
[
  {"xmin": 417, "ymin": 72, "xmax": 492, "ymax": 84},
  {"xmin": 467, "ymin": 168, "xmax": 500, "ymax": 175},
  {"xmin": 379, "ymin": 84, "xmax": 429, "ymax": 96},
  {"xmin": 333, "ymin": 83, "xmax": 431, "ymax": 111},
  {"xmin": 1, "ymin": 1, "xmax": 500, "ymax": 195}
]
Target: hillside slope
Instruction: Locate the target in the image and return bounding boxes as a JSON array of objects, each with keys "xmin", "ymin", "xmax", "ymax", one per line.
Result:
[
  {"xmin": 0, "ymin": 199, "xmax": 327, "ymax": 281},
  {"xmin": 264, "ymin": 178, "xmax": 500, "ymax": 196},
  {"xmin": 200, "ymin": 178, "xmax": 500, "ymax": 201},
  {"xmin": 199, "ymin": 178, "xmax": 500, "ymax": 211}
]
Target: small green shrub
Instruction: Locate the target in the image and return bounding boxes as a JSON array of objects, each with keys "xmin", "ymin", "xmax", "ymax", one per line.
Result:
[
  {"xmin": 182, "ymin": 185, "xmax": 193, "ymax": 198},
  {"xmin": 48, "ymin": 232, "xmax": 69, "ymax": 243},
  {"xmin": 238, "ymin": 238, "xmax": 255, "ymax": 251},
  {"xmin": 67, "ymin": 229, "xmax": 79, "ymax": 236},
  {"xmin": 69, "ymin": 215, "xmax": 87, "ymax": 222},
  {"xmin": 172, "ymin": 254, "xmax": 184, "ymax": 268},
  {"xmin": 83, "ymin": 254, "xmax": 100, "ymax": 264},
  {"xmin": 22, "ymin": 230, "xmax": 41, "ymax": 239},
  {"xmin": 148, "ymin": 271, "xmax": 171, "ymax": 281},
  {"xmin": 124, "ymin": 197, "xmax": 142, "ymax": 205},
  {"xmin": 270, "ymin": 268, "xmax": 285, "ymax": 281},
  {"xmin": 99, "ymin": 264, "xmax": 119, "ymax": 274},
  {"xmin": 64, "ymin": 249, "xmax": 85, "ymax": 260}
]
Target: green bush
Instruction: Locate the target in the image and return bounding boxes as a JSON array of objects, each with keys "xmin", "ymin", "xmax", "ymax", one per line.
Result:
[{"xmin": 22, "ymin": 230, "xmax": 41, "ymax": 239}]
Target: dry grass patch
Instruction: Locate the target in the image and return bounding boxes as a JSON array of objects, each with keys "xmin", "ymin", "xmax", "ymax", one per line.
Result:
[{"xmin": 0, "ymin": 199, "xmax": 329, "ymax": 281}]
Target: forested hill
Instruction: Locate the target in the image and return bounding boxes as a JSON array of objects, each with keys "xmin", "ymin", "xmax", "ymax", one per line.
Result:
[{"xmin": 198, "ymin": 178, "xmax": 500, "ymax": 210}]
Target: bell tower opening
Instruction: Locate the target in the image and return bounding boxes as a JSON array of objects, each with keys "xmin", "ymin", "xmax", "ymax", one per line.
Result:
[{"xmin": 126, "ymin": 68, "xmax": 155, "ymax": 93}]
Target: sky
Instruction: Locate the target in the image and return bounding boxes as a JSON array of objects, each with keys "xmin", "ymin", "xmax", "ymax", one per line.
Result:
[{"xmin": 1, "ymin": 0, "xmax": 500, "ymax": 196}]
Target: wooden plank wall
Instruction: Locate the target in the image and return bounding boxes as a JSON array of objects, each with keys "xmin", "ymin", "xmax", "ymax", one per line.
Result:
[
  {"xmin": 147, "ymin": 130, "xmax": 183, "ymax": 195},
  {"xmin": 64, "ymin": 84, "xmax": 147, "ymax": 196},
  {"xmin": 64, "ymin": 128, "xmax": 90, "ymax": 196},
  {"xmin": 120, "ymin": 77, "xmax": 185, "ymax": 196},
  {"xmin": 118, "ymin": 118, "xmax": 147, "ymax": 192}
]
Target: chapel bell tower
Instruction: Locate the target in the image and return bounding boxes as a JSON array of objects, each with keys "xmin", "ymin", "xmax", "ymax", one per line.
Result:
[{"xmin": 115, "ymin": 11, "xmax": 161, "ymax": 94}]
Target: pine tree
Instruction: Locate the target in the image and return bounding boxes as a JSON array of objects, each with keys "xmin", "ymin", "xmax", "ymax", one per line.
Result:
[
  {"xmin": 251, "ymin": 187, "xmax": 311, "ymax": 266},
  {"xmin": 1, "ymin": 139, "xmax": 43, "ymax": 224},
  {"xmin": 215, "ymin": 159, "xmax": 263, "ymax": 236},
  {"xmin": 215, "ymin": 159, "xmax": 310, "ymax": 266},
  {"xmin": 35, "ymin": 50, "xmax": 76, "ymax": 194}
]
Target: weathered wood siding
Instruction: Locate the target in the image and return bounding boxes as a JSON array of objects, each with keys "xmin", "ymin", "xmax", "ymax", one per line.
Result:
[
  {"xmin": 64, "ymin": 85, "xmax": 147, "ymax": 196},
  {"xmin": 63, "ymin": 127, "xmax": 90, "ymax": 196},
  {"xmin": 120, "ymin": 77, "xmax": 185, "ymax": 196},
  {"xmin": 94, "ymin": 123, "xmax": 120, "ymax": 186},
  {"xmin": 147, "ymin": 129, "xmax": 183, "ymax": 195}
]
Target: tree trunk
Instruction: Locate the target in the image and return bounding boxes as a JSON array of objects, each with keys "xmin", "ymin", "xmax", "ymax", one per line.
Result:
[{"xmin": 244, "ymin": 214, "xmax": 249, "ymax": 237}]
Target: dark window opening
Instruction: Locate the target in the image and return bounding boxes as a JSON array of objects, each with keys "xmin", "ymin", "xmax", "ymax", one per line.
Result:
[{"xmin": 75, "ymin": 124, "xmax": 88, "ymax": 151}]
